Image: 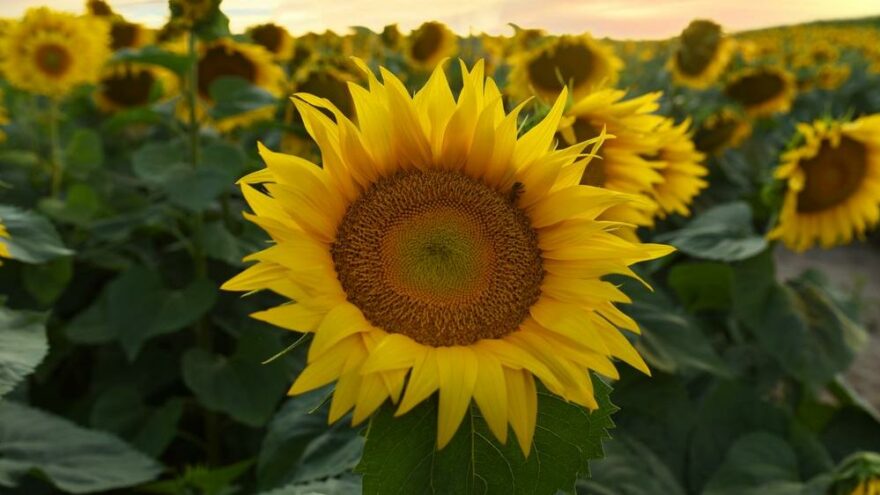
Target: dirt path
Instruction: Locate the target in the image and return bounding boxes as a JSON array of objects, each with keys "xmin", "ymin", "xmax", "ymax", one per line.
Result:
[{"xmin": 775, "ymin": 244, "xmax": 880, "ymax": 410}]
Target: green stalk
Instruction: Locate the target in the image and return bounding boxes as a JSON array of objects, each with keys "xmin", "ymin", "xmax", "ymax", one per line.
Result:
[{"xmin": 48, "ymin": 99, "xmax": 64, "ymax": 198}]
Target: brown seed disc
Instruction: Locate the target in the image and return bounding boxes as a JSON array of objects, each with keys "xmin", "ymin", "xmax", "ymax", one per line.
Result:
[
  {"xmin": 797, "ymin": 136, "xmax": 867, "ymax": 213},
  {"xmin": 35, "ymin": 44, "xmax": 72, "ymax": 77},
  {"xmin": 332, "ymin": 170, "xmax": 544, "ymax": 347}
]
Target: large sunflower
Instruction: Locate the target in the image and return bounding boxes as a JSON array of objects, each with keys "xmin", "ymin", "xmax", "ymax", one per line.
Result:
[
  {"xmin": 404, "ymin": 21, "xmax": 458, "ymax": 71},
  {"xmin": 693, "ymin": 108, "xmax": 752, "ymax": 156},
  {"xmin": 509, "ymin": 34, "xmax": 622, "ymax": 102},
  {"xmin": 556, "ymin": 88, "xmax": 666, "ymax": 226},
  {"xmin": 247, "ymin": 23, "xmax": 295, "ymax": 62},
  {"xmin": 646, "ymin": 118, "xmax": 707, "ymax": 220},
  {"xmin": 1, "ymin": 7, "xmax": 110, "ymax": 98},
  {"xmin": 723, "ymin": 66, "xmax": 796, "ymax": 118},
  {"xmin": 223, "ymin": 61, "xmax": 673, "ymax": 453},
  {"xmin": 769, "ymin": 116, "xmax": 880, "ymax": 252},
  {"xmin": 668, "ymin": 20, "xmax": 734, "ymax": 89},
  {"xmin": 190, "ymin": 38, "xmax": 286, "ymax": 132},
  {"xmin": 95, "ymin": 62, "xmax": 178, "ymax": 112}
]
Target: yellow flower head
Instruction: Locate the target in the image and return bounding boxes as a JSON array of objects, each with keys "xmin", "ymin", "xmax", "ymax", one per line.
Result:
[
  {"xmin": 94, "ymin": 62, "xmax": 179, "ymax": 113},
  {"xmin": 110, "ymin": 20, "xmax": 154, "ymax": 51},
  {"xmin": 669, "ymin": 19, "xmax": 734, "ymax": 89},
  {"xmin": 223, "ymin": 60, "xmax": 673, "ymax": 454},
  {"xmin": 510, "ymin": 34, "xmax": 622, "ymax": 102},
  {"xmin": 247, "ymin": 23, "xmax": 295, "ymax": 62},
  {"xmin": 557, "ymin": 88, "xmax": 666, "ymax": 226},
  {"xmin": 724, "ymin": 66, "xmax": 796, "ymax": 118},
  {"xmin": 646, "ymin": 118, "xmax": 708, "ymax": 220},
  {"xmin": 405, "ymin": 21, "xmax": 458, "ymax": 71},
  {"xmin": 2, "ymin": 7, "xmax": 110, "ymax": 98},
  {"xmin": 769, "ymin": 115, "xmax": 880, "ymax": 252},
  {"xmin": 693, "ymin": 108, "xmax": 752, "ymax": 156}
]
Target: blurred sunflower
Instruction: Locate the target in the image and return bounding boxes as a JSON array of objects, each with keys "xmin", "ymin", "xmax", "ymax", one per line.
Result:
[
  {"xmin": 1, "ymin": 7, "xmax": 110, "ymax": 98},
  {"xmin": 509, "ymin": 34, "xmax": 622, "ymax": 102},
  {"xmin": 95, "ymin": 62, "xmax": 178, "ymax": 112},
  {"xmin": 247, "ymin": 23, "xmax": 295, "ymax": 61},
  {"xmin": 669, "ymin": 20, "xmax": 733, "ymax": 89},
  {"xmin": 223, "ymin": 60, "xmax": 673, "ymax": 453},
  {"xmin": 693, "ymin": 108, "xmax": 752, "ymax": 155},
  {"xmin": 848, "ymin": 479, "xmax": 880, "ymax": 495},
  {"xmin": 812, "ymin": 64, "xmax": 851, "ymax": 91},
  {"xmin": 792, "ymin": 39, "xmax": 838, "ymax": 68},
  {"xmin": 557, "ymin": 88, "xmax": 665, "ymax": 225},
  {"xmin": 169, "ymin": 0, "xmax": 220, "ymax": 29},
  {"xmin": 831, "ymin": 452, "xmax": 880, "ymax": 495},
  {"xmin": 0, "ymin": 219, "xmax": 11, "ymax": 264},
  {"xmin": 85, "ymin": 0, "xmax": 114, "ymax": 17},
  {"xmin": 645, "ymin": 118, "xmax": 707, "ymax": 220},
  {"xmin": 405, "ymin": 21, "xmax": 457, "ymax": 71},
  {"xmin": 292, "ymin": 65, "xmax": 357, "ymax": 118},
  {"xmin": 191, "ymin": 38, "xmax": 285, "ymax": 131},
  {"xmin": 380, "ymin": 24, "xmax": 403, "ymax": 50},
  {"xmin": 724, "ymin": 66, "xmax": 796, "ymax": 117},
  {"xmin": 110, "ymin": 20, "xmax": 154, "ymax": 51},
  {"xmin": 769, "ymin": 116, "xmax": 880, "ymax": 252}
]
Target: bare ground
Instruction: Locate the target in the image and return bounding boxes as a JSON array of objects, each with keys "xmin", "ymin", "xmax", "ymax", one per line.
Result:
[{"xmin": 775, "ymin": 244, "xmax": 880, "ymax": 410}]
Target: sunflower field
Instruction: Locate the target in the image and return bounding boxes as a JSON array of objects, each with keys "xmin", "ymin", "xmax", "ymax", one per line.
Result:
[{"xmin": 1, "ymin": 0, "xmax": 880, "ymax": 494}]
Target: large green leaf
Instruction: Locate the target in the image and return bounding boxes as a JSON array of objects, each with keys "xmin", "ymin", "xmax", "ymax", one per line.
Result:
[
  {"xmin": 703, "ymin": 432, "xmax": 832, "ymax": 495},
  {"xmin": 0, "ymin": 401, "xmax": 163, "ymax": 493},
  {"xmin": 576, "ymin": 434, "xmax": 686, "ymax": 495},
  {"xmin": 667, "ymin": 261, "xmax": 733, "ymax": 312},
  {"xmin": 0, "ymin": 307, "xmax": 48, "ymax": 397},
  {"xmin": 208, "ymin": 77, "xmax": 279, "ymax": 120},
  {"xmin": 258, "ymin": 390, "xmax": 363, "ymax": 490},
  {"xmin": 656, "ymin": 201, "xmax": 767, "ymax": 261},
  {"xmin": 358, "ymin": 377, "xmax": 616, "ymax": 495},
  {"xmin": 0, "ymin": 205, "xmax": 73, "ymax": 263},
  {"xmin": 259, "ymin": 476, "xmax": 362, "ymax": 495},
  {"xmin": 89, "ymin": 386, "xmax": 183, "ymax": 457},
  {"xmin": 65, "ymin": 267, "xmax": 217, "ymax": 359},
  {"xmin": 732, "ymin": 251, "xmax": 868, "ymax": 387},
  {"xmin": 64, "ymin": 128, "xmax": 104, "ymax": 178}
]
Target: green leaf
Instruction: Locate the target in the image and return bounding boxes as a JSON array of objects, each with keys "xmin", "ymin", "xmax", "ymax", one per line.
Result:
[
  {"xmin": 258, "ymin": 390, "xmax": 364, "ymax": 490},
  {"xmin": 667, "ymin": 261, "xmax": 733, "ymax": 312},
  {"xmin": 22, "ymin": 256, "xmax": 73, "ymax": 305},
  {"xmin": 358, "ymin": 376, "xmax": 616, "ymax": 495},
  {"xmin": 141, "ymin": 460, "xmax": 253, "ymax": 495},
  {"xmin": 732, "ymin": 251, "xmax": 868, "ymax": 387},
  {"xmin": 208, "ymin": 76, "xmax": 278, "ymax": 120},
  {"xmin": 0, "ymin": 307, "xmax": 48, "ymax": 397},
  {"xmin": 64, "ymin": 128, "xmax": 104, "ymax": 178},
  {"xmin": 0, "ymin": 401, "xmax": 163, "ymax": 493},
  {"xmin": 258, "ymin": 476, "xmax": 362, "ymax": 495},
  {"xmin": 703, "ymin": 432, "xmax": 832, "ymax": 495},
  {"xmin": 656, "ymin": 201, "xmax": 767, "ymax": 261},
  {"xmin": 576, "ymin": 434, "xmax": 686, "ymax": 495},
  {"xmin": 623, "ymin": 280, "xmax": 732, "ymax": 378},
  {"xmin": 0, "ymin": 205, "xmax": 73, "ymax": 263},
  {"xmin": 112, "ymin": 45, "xmax": 192, "ymax": 75},
  {"xmin": 89, "ymin": 386, "xmax": 184, "ymax": 457},
  {"xmin": 165, "ymin": 167, "xmax": 233, "ymax": 212},
  {"xmin": 131, "ymin": 140, "xmax": 190, "ymax": 187},
  {"xmin": 182, "ymin": 332, "xmax": 294, "ymax": 427},
  {"xmin": 65, "ymin": 267, "xmax": 217, "ymax": 359},
  {"xmin": 39, "ymin": 183, "xmax": 102, "ymax": 226}
]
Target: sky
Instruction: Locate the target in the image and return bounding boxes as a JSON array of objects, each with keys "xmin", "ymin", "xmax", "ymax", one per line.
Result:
[{"xmin": 1, "ymin": 0, "xmax": 878, "ymax": 39}]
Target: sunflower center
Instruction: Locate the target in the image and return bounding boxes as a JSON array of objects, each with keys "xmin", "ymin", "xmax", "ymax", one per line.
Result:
[
  {"xmin": 677, "ymin": 21, "xmax": 722, "ymax": 76},
  {"xmin": 111, "ymin": 22, "xmax": 139, "ymax": 50},
  {"xmin": 100, "ymin": 66, "xmax": 156, "ymax": 108},
  {"xmin": 251, "ymin": 24, "xmax": 284, "ymax": 53},
  {"xmin": 197, "ymin": 45, "xmax": 257, "ymax": 100},
  {"xmin": 297, "ymin": 71, "xmax": 354, "ymax": 118},
  {"xmin": 694, "ymin": 117, "xmax": 739, "ymax": 154},
  {"xmin": 527, "ymin": 43, "xmax": 595, "ymax": 93},
  {"xmin": 332, "ymin": 170, "xmax": 544, "ymax": 347},
  {"xmin": 796, "ymin": 136, "xmax": 867, "ymax": 213},
  {"xmin": 410, "ymin": 23, "xmax": 443, "ymax": 63},
  {"xmin": 725, "ymin": 71, "xmax": 785, "ymax": 107},
  {"xmin": 35, "ymin": 44, "xmax": 72, "ymax": 77}
]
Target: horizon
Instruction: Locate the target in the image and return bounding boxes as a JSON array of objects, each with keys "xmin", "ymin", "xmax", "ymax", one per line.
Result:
[{"xmin": 0, "ymin": 0, "xmax": 877, "ymax": 39}]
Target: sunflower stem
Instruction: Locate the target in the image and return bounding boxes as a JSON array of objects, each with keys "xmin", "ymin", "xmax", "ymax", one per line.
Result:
[{"xmin": 47, "ymin": 98, "xmax": 64, "ymax": 198}]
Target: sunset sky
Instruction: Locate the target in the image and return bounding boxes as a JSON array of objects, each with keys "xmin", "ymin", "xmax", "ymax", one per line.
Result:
[{"xmin": 2, "ymin": 0, "xmax": 878, "ymax": 39}]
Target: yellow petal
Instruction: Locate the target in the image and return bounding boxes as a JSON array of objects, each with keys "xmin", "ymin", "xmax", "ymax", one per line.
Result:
[
  {"xmin": 360, "ymin": 333, "xmax": 426, "ymax": 373},
  {"xmin": 436, "ymin": 347, "xmax": 478, "ymax": 449},
  {"xmin": 472, "ymin": 353, "xmax": 508, "ymax": 444},
  {"xmin": 505, "ymin": 368, "xmax": 537, "ymax": 456},
  {"xmin": 396, "ymin": 348, "xmax": 440, "ymax": 416},
  {"xmin": 308, "ymin": 303, "xmax": 370, "ymax": 361},
  {"xmin": 250, "ymin": 303, "xmax": 324, "ymax": 333}
]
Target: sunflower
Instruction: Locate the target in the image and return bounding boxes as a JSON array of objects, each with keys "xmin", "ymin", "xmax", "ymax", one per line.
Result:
[
  {"xmin": 0, "ymin": 219, "xmax": 11, "ymax": 265},
  {"xmin": 109, "ymin": 20, "xmax": 154, "ymax": 51},
  {"xmin": 292, "ymin": 65, "xmax": 357, "ymax": 119},
  {"xmin": 247, "ymin": 23, "xmax": 295, "ymax": 62},
  {"xmin": 849, "ymin": 479, "xmax": 880, "ymax": 495},
  {"xmin": 169, "ymin": 0, "xmax": 220, "ymax": 29},
  {"xmin": 645, "ymin": 118, "xmax": 707, "ymax": 220},
  {"xmin": 668, "ymin": 20, "xmax": 734, "ymax": 89},
  {"xmin": 404, "ymin": 21, "xmax": 457, "ymax": 71},
  {"xmin": 95, "ymin": 62, "xmax": 178, "ymax": 112},
  {"xmin": 85, "ymin": 0, "xmax": 114, "ymax": 17},
  {"xmin": 556, "ymin": 88, "xmax": 666, "ymax": 226},
  {"xmin": 223, "ymin": 60, "xmax": 673, "ymax": 453},
  {"xmin": 509, "ymin": 34, "xmax": 622, "ymax": 103},
  {"xmin": 693, "ymin": 108, "xmax": 752, "ymax": 155},
  {"xmin": 724, "ymin": 66, "xmax": 796, "ymax": 118},
  {"xmin": 1, "ymin": 8, "xmax": 110, "ymax": 98},
  {"xmin": 190, "ymin": 38, "xmax": 286, "ymax": 132},
  {"xmin": 769, "ymin": 116, "xmax": 880, "ymax": 252},
  {"xmin": 380, "ymin": 24, "xmax": 403, "ymax": 50}
]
